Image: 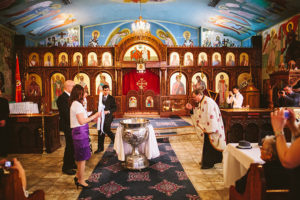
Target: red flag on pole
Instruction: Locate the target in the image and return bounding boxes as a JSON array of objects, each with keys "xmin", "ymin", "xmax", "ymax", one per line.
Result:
[{"xmin": 15, "ymin": 55, "xmax": 22, "ymax": 102}]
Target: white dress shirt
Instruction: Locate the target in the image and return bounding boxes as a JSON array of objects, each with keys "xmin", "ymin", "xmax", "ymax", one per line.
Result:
[{"xmin": 226, "ymin": 92, "xmax": 243, "ymax": 108}]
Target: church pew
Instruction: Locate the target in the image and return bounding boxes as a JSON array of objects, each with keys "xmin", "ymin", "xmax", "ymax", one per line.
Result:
[
  {"xmin": 229, "ymin": 163, "xmax": 290, "ymax": 200},
  {"xmin": 0, "ymin": 168, "xmax": 44, "ymax": 200}
]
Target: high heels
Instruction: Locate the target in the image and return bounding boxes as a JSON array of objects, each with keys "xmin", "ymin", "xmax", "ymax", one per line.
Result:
[{"xmin": 75, "ymin": 181, "xmax": 92, "ymax": 189}]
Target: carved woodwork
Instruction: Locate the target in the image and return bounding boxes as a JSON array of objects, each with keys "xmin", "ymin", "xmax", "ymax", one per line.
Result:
[
  {"xmin": 7, "ymin": 113, "xmax": 60, "ymax": 153},
  {"xmin": 229, "ymin": 163, "xmax": 290, "ymax": 200},
  {"xmin": 18, "ymin": 35, "xmax": 262, "ymax": 117},
  {"xmin": 0, "ymin": 168, "xmax": 45, "ymax": 200}
]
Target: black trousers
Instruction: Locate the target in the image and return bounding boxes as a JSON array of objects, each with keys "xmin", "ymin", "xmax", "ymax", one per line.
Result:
[
  {"xmin": 201, "ymin": 133, "xmax": 223, "ymax": 168},
  {"xmin": 62, "ymin": 129, "xmax": 76, "ymax": 171},
  {"xmin": 97, "ymin": 121, "xmax": 115, "ymax": 150}
]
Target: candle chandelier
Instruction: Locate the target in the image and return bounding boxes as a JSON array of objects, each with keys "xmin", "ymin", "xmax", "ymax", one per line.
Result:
[{"xmin": 131, "ymin": 0, "xmax": 150, "ymax": 34}]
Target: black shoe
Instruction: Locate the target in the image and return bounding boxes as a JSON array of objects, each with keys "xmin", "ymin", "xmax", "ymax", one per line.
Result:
[
  {"xmin": 94, "ymin": 149, "xmax": 104, "ymax": 154},
  {"xmin": 62, "ymin": 169, "xmax": 76, "ymax": 175},
  {"xmin": 201, "ymin": 165, "xmax": 214, "ymax": 169},
  {"xmin": 75, "ymin": 181, "xmax": 92, "ymax": 189}
]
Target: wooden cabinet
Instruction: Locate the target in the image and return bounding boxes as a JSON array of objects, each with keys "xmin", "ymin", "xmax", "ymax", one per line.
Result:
[{"xmin": 7, "ymin": 113, "xmax": 61, "ymax": 154}]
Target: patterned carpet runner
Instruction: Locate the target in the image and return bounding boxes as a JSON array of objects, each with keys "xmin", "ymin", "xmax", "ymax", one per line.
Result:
[{"xmin": 78, "ymin": 138, "xmax": 201, "ymax": 200}]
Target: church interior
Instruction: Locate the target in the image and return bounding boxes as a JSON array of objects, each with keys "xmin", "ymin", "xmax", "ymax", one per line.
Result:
[{"xmin": 0, "ymin": 0, "xmax": 300, "ymax": 199}]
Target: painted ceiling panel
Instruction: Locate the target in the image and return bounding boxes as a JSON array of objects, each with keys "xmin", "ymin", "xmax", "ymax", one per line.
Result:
[{"xmin": 0, "ymin": 0, "xmax": 299, "ymax": 41}]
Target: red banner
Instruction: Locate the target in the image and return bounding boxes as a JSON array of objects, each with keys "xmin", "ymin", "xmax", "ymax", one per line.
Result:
[
  {"xmin": 15, "ymin": 55, "xmax": 22, "ymax": 102},
  {"xmin": 122, "ymin": 69, "xmax": 160, "ymax": 95}
]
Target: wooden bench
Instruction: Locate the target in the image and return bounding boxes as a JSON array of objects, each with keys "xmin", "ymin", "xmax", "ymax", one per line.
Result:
[
  {"xmin": 229, "ymin": 163, "xmax": 290, "ymax": 200},
  {"xmin": 0, "ymin": 168, "xmax": 44, "ymax": 200}
]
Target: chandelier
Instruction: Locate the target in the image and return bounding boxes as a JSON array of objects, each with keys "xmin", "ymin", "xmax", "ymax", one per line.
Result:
[{"xmin": 131, "ymin": 1, "xmax": 150, "ymax": 34}]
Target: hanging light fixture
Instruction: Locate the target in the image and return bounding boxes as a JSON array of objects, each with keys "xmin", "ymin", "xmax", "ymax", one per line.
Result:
[{"xmin": 131, "ymin": 0, "xmax": 150, "ymax": 34}]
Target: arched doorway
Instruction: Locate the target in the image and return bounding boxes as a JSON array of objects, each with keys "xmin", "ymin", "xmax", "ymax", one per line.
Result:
[
  {"xmin": 116, "ymin": 33, "xmax": 167, "ymax": 114},
  {"xmin": 123, "ymin": 69, "xmax": 160, "ymax": 113}
]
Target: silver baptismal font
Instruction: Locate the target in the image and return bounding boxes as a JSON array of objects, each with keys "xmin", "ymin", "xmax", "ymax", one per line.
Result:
[{"xmin": 120, "ymin": 118, "xmax": 150, "ymax": 170}]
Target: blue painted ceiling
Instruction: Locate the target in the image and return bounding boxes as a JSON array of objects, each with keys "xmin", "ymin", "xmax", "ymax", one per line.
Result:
[{"xmin": 0, "ymin": 0, "xmax": 299, "ymax": 41}]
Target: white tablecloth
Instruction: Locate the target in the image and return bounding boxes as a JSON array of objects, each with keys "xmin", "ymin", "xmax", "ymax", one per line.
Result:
[
  {"xmin": 223, "ymin": 143, "xmax": 265, "ymax": 188},
  {"xmin": 113, "ymin": 124, "xmax": 160, "ymax": 161}
]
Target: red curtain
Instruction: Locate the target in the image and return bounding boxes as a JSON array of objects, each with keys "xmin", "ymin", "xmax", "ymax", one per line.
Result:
[
  {"xmin": 15, "ymin": 55, "xmax": 22, "ymax": 102},
  {"xmin": 122, "ymin": 69, "xmax": 160, "ymax": 95}
]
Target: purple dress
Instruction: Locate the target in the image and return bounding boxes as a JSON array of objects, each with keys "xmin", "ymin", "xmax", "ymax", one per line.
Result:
[{"xmin": 72, "ymin": 124, "xmax": 91, "ymax": 161}]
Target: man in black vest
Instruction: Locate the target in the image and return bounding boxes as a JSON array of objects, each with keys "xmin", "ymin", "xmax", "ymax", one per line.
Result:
[
  {"xmin": 57, "ymin": 80, "xmax": 76, "ymax": 175},
  {"xmin": 95, "ymin": 85, "xmax": 116, "ymax": 153}
]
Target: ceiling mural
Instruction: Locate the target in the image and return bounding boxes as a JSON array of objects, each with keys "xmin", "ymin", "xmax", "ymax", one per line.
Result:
[{"xmin": 0, "ymin": 0, "xmax": 299, "ymax": 41}]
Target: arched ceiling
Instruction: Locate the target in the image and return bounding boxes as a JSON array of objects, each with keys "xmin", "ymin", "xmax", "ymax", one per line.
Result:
[{"xmin": 0, "ymin": 0, "xmax": 299, "ymax": 41}]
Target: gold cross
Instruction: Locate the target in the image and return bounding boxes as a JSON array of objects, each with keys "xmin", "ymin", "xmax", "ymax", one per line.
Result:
[{"xmin": 137, "ymin": 78, "xmax": 147, "ymax": 90}]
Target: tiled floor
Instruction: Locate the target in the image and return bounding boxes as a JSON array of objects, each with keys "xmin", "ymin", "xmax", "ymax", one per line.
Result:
[{"xmin": 3, "ymin": 117, "xmax": 229, "ymax": 200}]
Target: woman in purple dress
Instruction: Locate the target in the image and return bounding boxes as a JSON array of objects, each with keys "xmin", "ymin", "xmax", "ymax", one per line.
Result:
[{"xmin": 70, "ymin": 84, "xmax": 100, "ymax": 189}]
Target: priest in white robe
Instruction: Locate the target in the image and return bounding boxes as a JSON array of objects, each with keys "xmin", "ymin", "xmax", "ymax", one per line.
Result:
[{"xmin": 186, "ymin": 89, "xmax": 226, "ymax": 169}]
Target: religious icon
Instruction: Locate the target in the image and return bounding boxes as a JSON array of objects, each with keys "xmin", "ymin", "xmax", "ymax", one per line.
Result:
[
  {"xmin": 44, "ymin": 52, "xmax": 54, "ymax": 66},
  {"xmin": 102, "ymin": 52, "xmax": 112, "ymax": 66},
  {"xmin": 106, "ymin": 28, "xmax": 130, "ymax": 46},
  {"xmin": 226, "ymin": 52, "xmax": 235, "ymax": 66},
  {"xmin": 212, "ymin": 52, "xmax": 221, "ymax": 66},
  {"xmin": 88, "ymin": 30, "xmax": 100, "ymax": 47},
  {"xmin": 198, "ymin": 52, "xmax": 208, "ymax": 66},
  {"xmin": 156, "ymin": 29, "xmax": 176, "ymax": 46},
  {"xmin": 263, "ymin": 28, "xmax": 277, "ymax": 74},
  {"xmin": 137, "ymin": 63, "xmax": 145, "ymax": 72},
  {"xmin": 129, "ymin": 96, "xmax": 137, "ymax": 108},
  {"xmin": 51, "ymin": 73, "xmax": 65, "ymax": 110},
  {"xmin": 26, "ymin": 74, "xmax": 42, "ymax": 96},
  {"xmin": 72, "ymin": 52, "xmax": 83, "ymax": 66},
  {"xmin": 240, "ymin": 53, "xmax": 249, "ymax": 66},
  {"xmin": 145, "ymin": 96, "xmax": 154, "ymax": 108},
  {"xmin": 28, "ymin": 53, "xmax": 39, "ymax": 67},
  {"xmin": 88, "ymin": 52, "xmax": 98, "ymax": 66},
  {"xmin": 183, "ymin": 31, "xmax": 194, "ymax": 47},
  {"xmin": 96, "ymin": 72, "xmax": 112, "ymax": 95},
  {"xmin": 184, "ymin": 52, "xmax": 193, "ymax": 66},
  {"xmin": 170, "ymin": 72, "xmax": 186, "ymax": 95},
  {"xmin": 123, "ymin": 44, "xmax": 158, "ymax": 61},
  {"xmin": 170, "ymin": 52, "xmax": 180, "ymax": 66},
  {"xmin": 192, "ymin": 73, "xmax": 207, "ymax": 92},
  {"xmin": 58, "ymin": 52, "xmax": 68, "ymax": 66},
  {"xmin": 215, "ymin": 72, "xmax": 229, "ymax": 107},
  {"xmin": 74, "ymin": 73, "xmax": 90, "ymax": 94}
]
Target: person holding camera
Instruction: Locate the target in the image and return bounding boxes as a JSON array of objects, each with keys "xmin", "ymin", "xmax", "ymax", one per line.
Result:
[
  {"xmin": 277, "ymin": 84, "xmax": 300, "ymax": 107},
  {"xmin": 271, "ymin": 108, "xmax": 300, "ymax": 199},
  {"xmin": 0, "ymin": 158, "xmax": 28, "ymax": 197},
  {"xmin": 226, "ymin": 86, "xmax": 243, "ymax": 108}
]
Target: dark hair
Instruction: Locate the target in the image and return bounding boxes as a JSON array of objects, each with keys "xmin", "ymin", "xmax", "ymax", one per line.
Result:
[
  {"xmin": 102, "ymin": 85, "xmax": 109, "ymax": 90},
  {"xmin": 192, "ymin": 88, "xmax": 203, "ymax": 96},
  {"xmin": 70, "ymin": 84, "xmax": 84, "ymax": 106},
  {"xmin": 232, "ymin": 85, "xmax": 239, "ymax": 90}
]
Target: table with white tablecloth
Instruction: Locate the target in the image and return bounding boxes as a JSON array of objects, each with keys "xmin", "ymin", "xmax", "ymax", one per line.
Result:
[
  {"xmin": 113, "ymin": 124, "xmax": 160, "ymax": 161},
  {"xmin": 223, "ymin": 143, "xmax": 265, "ymax": 188}
]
